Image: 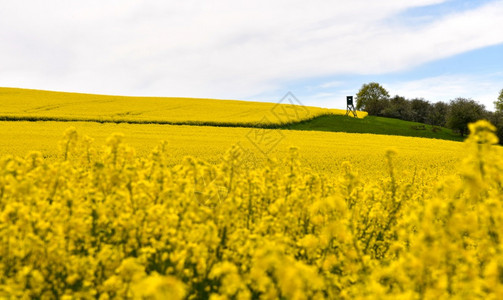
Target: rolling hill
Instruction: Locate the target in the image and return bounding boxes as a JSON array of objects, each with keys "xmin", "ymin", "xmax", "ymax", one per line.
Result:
[{"xmin": 0, "ymin": 87, "xmax": 364, "ymax": 126}]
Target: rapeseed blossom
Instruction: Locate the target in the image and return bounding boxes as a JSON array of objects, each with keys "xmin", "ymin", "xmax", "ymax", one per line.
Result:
[{"xmin": 0, "ymin": 120, "xmax": 501, "ymax": 298}]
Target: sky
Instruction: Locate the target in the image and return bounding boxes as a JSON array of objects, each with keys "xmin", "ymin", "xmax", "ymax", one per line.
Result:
[{"xmin": 1, "ymin": 0, "xmax": 503, "ymax": 110}]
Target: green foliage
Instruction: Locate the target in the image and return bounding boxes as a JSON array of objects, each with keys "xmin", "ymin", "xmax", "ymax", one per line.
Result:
[
  {"xmin": 356, "ymin": 82, "xmax": 390, "ymax": 115},
  {"xmin": 285, "ymin": 114, "xmax": 463, "ymax": 142},
  {"xmin": 409, "ymin": 98, "xmax": 431, "ymax": 123},
  {"xmin": 495, "ymin": 88, "xmax": 503, "ymax": 112},
  {"xmin": 487, "ymin": 111, "xmax": 503, "ymax": 144},
  {"xmin": 381, "ymin": 95, "xmax": 411, "ymax": 120},
  {"xmin": 427, "ymin": 102, "xmax": 450, "ymax": 127},
  {"xmin": 446, "ymin": 98, "xmax": 486, "ymax": 137}
]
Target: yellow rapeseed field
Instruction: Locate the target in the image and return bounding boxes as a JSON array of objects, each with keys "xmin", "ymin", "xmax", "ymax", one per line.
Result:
[
  {"xmin": 2, "ymin": 119, "xmax": 502, "ymax": 298},
  {"xmin": 2, "ymin": 89, "xmax": 498, "ymax": 298},
  {"xmin": 0, "ymin": 121, "xmax": 462, "ymax": 180},
  {"xmin": 0, "ymin": 88, "xmax": 365, "ymax": 125}
]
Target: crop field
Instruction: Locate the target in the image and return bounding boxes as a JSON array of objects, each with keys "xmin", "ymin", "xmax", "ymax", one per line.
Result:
[
  {"xmin": 0, "ymin": 88, "xmax": 364, "ymax": 126},
  {"xmin": 1, "ymin": 89, "xmax": 503, "ymax": 299},
  {"xmin": 0, "ymin": 121, "xmax": 463, "ymax": 180}
]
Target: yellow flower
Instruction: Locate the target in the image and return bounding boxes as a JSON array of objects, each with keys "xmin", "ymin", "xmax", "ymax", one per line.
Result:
[{"xmin": 133, "ymin": 273, "xmax": 186, "ymax": 300}]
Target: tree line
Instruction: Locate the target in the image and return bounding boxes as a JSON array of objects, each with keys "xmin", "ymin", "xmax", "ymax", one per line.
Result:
[{"xmin": 355, "ymin": 82, "xmax": 503, "ymax": 143}]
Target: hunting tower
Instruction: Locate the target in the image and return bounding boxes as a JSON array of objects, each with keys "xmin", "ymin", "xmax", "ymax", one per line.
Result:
[{"xmin": 345, "ymin": 96, "xmax": 357, "ymax": 118}]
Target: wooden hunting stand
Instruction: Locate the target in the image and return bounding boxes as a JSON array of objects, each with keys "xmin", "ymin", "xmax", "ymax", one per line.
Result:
[{"xmin": 345, "ymin": 96, "xmax": 358, "ymax": 118}]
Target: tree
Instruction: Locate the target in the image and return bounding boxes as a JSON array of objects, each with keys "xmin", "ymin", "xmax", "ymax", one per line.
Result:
[
  {"xmin": 382, "ymin": 95, "xmax": 412, "ymax": 120},
  {"xmin": 427, "ymin": 102, "xmax": 450, "ymax": 127},
  {"xmin": 446, "ymin": 98, "xmax": 486, "ymax": 137},
  {"xmin": 487, "ymin": 111, "xmax": 503, "ymax": 145},
  {"xmin": 409, "ymin": 98, "xmax": 431, "ymax": 123},
  {"xmin": 495, "ymin": 89, "xmax": 503, "ymax": 112},
  {"xmin": 356, "ymin": 82, "xmax": 390, "ymax": 116}
]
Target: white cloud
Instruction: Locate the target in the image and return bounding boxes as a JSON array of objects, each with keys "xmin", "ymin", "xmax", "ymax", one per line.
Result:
[
  {"xmin": 319, "ymin": 80, "xmax": 345, "ymax": 89},
  {"xmin": 384, "ymin": 73, "xmax": 503, "ymax": 110},
  {"xmin": 0, "ymin": 0, "xmax": 502, "ymax": 101}
]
